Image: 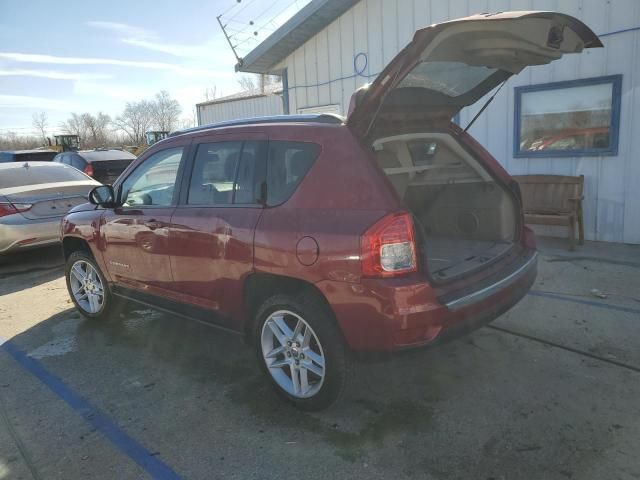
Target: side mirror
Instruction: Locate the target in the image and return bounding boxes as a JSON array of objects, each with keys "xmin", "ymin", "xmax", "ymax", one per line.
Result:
[{"xmin": 89, "ymin": 185, "xmax": 116, "ymax": 208}]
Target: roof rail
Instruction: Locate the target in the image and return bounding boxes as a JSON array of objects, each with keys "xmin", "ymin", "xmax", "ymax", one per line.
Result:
[{"xmin": 170, "ymin": 114, "xmax": 345, "ymax": 137}]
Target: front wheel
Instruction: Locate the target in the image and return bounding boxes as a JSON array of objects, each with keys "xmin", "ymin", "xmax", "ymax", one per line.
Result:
[
  {"xmin": 255, "ymin": 293, "xmax": 350, "ymax": 411},
  {"xmin": 65, "ymin": 251, "xmax": 113, "ymax": 320}
]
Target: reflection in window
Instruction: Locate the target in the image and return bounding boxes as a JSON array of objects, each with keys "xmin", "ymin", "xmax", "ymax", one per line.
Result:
[
  {"xmin": 267, "ymin": 141, "xmax": 320, "ymax": 206},
  {"xmin": 187, "ymin": 141, "xmax": 266, "ymax": 205},
  {"xmin": 515, "ymin": 76, "xmax": 621, "ymax": 156},
  {"xmin": 398, "ymin": 61, "xmax": 499, "ymax": 97},
  {"xmin": 188, "ymin": 142, "xmax": 242, "ymax": 205},
  {"xmin": 121, "ymin": 147, "xmax": 183, "ymax": 206}
]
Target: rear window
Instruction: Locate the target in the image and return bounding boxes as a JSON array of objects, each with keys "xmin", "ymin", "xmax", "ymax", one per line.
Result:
[
  {"xmin": 267, "ymin": 141, "xmax": 320, "ymax": 206},
  {"xmin": 397, "ymin": 61, "xmax": 498, "ymax": 97},
  {"xmin": 0, "ymin": 164, "xmax": 90, "ymax": 189}
]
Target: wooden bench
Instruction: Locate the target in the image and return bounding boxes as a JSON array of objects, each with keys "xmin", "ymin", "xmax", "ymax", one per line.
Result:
[{"xmin": 512, "ymin": 175, "xmax": 585, "ymax": 250}]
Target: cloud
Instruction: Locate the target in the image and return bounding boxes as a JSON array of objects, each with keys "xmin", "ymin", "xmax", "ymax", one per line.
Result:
[
  {"xmin": 0, "ymin": 94, "xmax": 78, "ymax": 111},
  {"xmin": 120, "ymin": 38, "xmax": 212, "ymax": 59},
  {"xmin": 86, "ymin": 19, "xmax": 232, "ymax": 62},
  {"xmin": 86, "ymin": 21, "xmax": 153, "ymax": 39},
  {"xmin": 72, "ymin": 81, "xmax": 149, "ymax": 101},
  {"xmin": 0, "ymin": 52, "xmax": 234, "ymax": 78},
  {"xmin": 0, "ymin": 69, "xmax": 111, "ymax": 80},
  {"xmin": 0, "ymin": 52, "xmax": 175, "ymax": 69}
]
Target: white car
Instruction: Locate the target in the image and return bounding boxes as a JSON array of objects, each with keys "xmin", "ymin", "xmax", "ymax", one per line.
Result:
[{"xmin": 0, "ymin": 162, "xmax": 99, "ymax": 254}]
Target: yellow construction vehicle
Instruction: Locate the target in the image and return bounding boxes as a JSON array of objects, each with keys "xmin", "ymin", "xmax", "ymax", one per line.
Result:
[
  {"xmin": 123, "ymin": 131, "xmax": 169, "ymax": 156},
  {"xmin": 47, "ymin": 135, "xmax": 81, "ymax": 152}
]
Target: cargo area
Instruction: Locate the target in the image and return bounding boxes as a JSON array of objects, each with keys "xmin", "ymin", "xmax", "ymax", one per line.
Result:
[{"xmin": 373, "ymin": 132, "xmax": 518, "ymax": 282}]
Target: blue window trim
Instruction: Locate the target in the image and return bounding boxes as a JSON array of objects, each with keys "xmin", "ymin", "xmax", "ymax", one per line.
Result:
[{"xmin": 513, "ymin": 74, "xmax": 622, "ymax": 158}]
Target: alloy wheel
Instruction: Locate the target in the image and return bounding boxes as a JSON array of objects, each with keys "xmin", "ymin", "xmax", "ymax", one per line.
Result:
[
  {"xmin": 260, "ymin": 309, "xmax": 326, "ymax": 398},
  {"xmin": 69, "ymin": 260, "xmax": 105, "ymax": 314}
]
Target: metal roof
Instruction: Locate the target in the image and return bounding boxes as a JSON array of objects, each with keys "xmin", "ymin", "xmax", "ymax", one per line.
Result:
[
  {"xmin": 196, "ymin": 82, "xmax": 283, "ymax": 108},
  {"xmin": 171, "ymin": 113, "xmax": 344, "ymax": 137},
  {"xmin": 236, "ymin": 0, "xmax": 360, "ymax": 74}
]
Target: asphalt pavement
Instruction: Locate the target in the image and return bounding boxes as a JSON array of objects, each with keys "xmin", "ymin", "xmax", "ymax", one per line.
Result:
[{"xmin": 0, "ymin": 238, "xmax": 639, "ymax": 480}]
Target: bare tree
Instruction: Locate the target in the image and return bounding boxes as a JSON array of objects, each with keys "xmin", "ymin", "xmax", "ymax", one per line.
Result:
[
  {"xmin": 203, "ymin": 86, "xmax": 218, "ymax": 102},
  {"xmin": 32, "ymin": 111, "xmax": 48, "ymax": 144},
  {"xmin": 60, "ymin": 113, "xmax": 88, "ymax": 141},
  {"xmin": 114, "ymin": 100, "xmax": 154, "ymax": 144},
  {"xmin": 0, "ymin": 132, "xmax": 41, "ymax": 150},
  {"xmin": 82, "ymin": 112, "xmax": 111, "ymax": 147},
  {"xmin": 151, "ymin": 90, "xmax": 181, "ymax": 132},
  {"xmin": 238, "ymin": 75, "xmax": 257, "ymax": 92}
]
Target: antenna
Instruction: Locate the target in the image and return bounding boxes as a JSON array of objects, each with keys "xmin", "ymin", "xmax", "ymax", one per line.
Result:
[{"xmin": 217, "ymin": 15, "xmax": 242, "ymax": 66}]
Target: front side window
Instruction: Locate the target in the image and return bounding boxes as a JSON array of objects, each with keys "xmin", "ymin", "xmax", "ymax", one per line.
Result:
[
  {"xmin": 121, "ymin": 147, "xmax": 184, "ymax": 207},
  {"xmin": 266, "ymin": 141, "xmax": 320, "ymax": 206},
  {"xmin": 515, "ymin": 75, "xmax": 622, "ymax": 157}
]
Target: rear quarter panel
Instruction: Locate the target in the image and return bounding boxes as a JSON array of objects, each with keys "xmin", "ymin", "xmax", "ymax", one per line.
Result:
[{"xmin": 254, "ymin": 125, "xmax": 399, "ymax": 284}]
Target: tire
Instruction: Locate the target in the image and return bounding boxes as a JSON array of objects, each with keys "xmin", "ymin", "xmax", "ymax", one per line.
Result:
[
  {"xmin": 65, "ymin": 250, "xmax": 113, "ymax": 320},
  {"xmin": 254, "ymin": 292, "xmax": 350, "ymax": 411}
]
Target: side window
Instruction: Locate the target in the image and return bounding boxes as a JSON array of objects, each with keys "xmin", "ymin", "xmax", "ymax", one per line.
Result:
[
  {"xmin": 266, "ymin": 141, "xmax": 320, "ymax": 206},
  {"xmin": 233, "ymin": 141, "xmax": 266, "ymax": 204},
  {"xmin": 54, "ymin": 154, "xmax": 65, "ymax": 164},
  {"xmin": 187, "ymin": 141, "xmax": 266, "ymax": 205},
  {"xmin": 71, "ymin": 155, "xmax": 85, "ymax": 170},
  {"xmin": 188, "ymin": 142, "xmax": 241, "ymax": 205},
  {"xmin": 121, "ymin": 147, "xmax": 184, "ymax": 207}
]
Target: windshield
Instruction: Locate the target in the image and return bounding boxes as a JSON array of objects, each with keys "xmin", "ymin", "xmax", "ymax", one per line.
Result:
[
  {"xmin": 0, "ymin": 164, "xmax": 90, "ymax": 189},
  {"xmin": 397, "ymin": 61, "xmax": 499, "ymax": 97}
]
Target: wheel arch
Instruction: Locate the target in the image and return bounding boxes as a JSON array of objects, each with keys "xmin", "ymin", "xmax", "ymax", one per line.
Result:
[
  {"xmin": 62, "ymin": 236, "xmax": 92, "ymax": 260},
  {"xmin": 242, "ymin": 272, "xmax": 336, "ymax": 343}
]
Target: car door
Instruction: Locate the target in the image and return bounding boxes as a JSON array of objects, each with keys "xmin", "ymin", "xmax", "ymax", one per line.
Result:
[
  {"xmin": 100, "ymin": 142, "xmax": 188, "ymax": 295},
  {"xmin": 168, "ymin": 133, "xmax": 267, "ymax": 328}
]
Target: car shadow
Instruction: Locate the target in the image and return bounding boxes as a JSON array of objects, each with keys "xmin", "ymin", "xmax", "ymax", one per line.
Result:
[
  {"xmin": 0, "ymin": 246, "xmax": 64, "ymax": 295},
  {"xmin": 4, "ymin": 302, "xmax": 631, "ymax": 477}
]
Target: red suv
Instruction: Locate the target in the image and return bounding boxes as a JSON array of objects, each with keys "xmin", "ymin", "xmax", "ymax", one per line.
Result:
[{"xmin": 61, "ymin": 12, "xmax": 600, "ymax": 410}]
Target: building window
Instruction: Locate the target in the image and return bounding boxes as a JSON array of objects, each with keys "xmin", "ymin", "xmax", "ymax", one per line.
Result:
[{"xmin": 514, "ymin": 75, "xmax": 622, "ymax": 157}]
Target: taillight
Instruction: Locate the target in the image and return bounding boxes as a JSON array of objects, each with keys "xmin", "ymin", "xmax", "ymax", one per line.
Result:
[
  {"xmin": 361, "ymin": 212, "xmax": 417, "ymax": 278},
  {"xmin": 84, "ymin": 164, "xmax": 94, "ymax": 177},
  {"xmin": 0, "ymin": 202, "xmax": 32, "ymax": 218}
]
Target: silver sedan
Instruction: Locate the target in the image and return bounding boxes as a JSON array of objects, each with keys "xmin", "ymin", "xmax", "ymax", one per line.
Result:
[{"xmin": 0, "ymin": 162, "xmax": 100, "ymax": 254}]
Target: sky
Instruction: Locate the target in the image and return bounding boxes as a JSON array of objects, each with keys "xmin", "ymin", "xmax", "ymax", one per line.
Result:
[{"xmin": 0, "ymin": 0, "xmax": 309, "ymax": 136}]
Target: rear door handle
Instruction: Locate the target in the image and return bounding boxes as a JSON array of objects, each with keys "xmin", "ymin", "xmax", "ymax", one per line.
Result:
[{"xmin": 144, "ymin": 220, "xmax": 164, "ymax": 230}]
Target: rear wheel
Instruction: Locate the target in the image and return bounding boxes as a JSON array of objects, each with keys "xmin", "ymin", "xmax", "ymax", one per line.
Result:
[
  {"xmin": 255, "ymin": 293, "xmax": 350, "ymax": 411},
  {"xmin": 65, "ymin": 251, "xmax": 113, "ymax": 320}
]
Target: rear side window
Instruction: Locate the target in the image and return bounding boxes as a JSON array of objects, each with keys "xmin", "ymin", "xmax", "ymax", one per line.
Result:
[
  {"xmin": 187, "ymin": 141, "xmax": 266, "ymax": 205},
  {"xmin": 70, "ymin": 155, "xmax": 86, "ymax": 170},
  {"xmin": 266, "ymin": 141, "xmax": 320, "ymax": 206}
]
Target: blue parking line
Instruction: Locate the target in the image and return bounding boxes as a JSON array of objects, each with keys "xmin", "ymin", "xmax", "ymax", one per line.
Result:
[
  {"xmin": 528, "ymin": 290, "xmax": 640, "ymax": 315},
  {"xmin": 1, "ymin": 340, "xmax": 182, "ymax": 480}
]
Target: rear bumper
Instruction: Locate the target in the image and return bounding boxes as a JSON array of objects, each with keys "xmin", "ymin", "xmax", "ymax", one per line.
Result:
[
  {"xmin": 0, "ymin": 215, "xmax": 62, "ymax": 254},
  {"xmin": 316, "ymin": 249, "xmax": 537, "ymax": 352}
]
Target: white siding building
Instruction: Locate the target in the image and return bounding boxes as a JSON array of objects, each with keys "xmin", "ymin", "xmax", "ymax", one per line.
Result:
[
  {"xmin": 196, "ymin": 84, "xmax": 283, "ymax": 125},
  {"xmin": 233, "ymin": 0, "xmax": 640, "ymax": 244}
]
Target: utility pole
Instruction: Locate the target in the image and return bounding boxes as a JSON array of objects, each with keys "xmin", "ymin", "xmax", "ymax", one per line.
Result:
[{"xmin": 217, "ymin": 15, "xmax": 243, "ymax": 68}]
